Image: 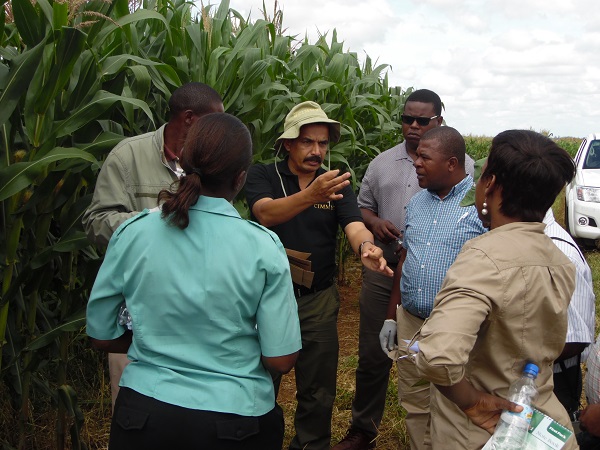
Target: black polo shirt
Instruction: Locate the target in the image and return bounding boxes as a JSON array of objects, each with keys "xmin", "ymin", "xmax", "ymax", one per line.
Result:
[{"xmin": 245, "ymin": 158, "xmax": 363, "ymax": 291}]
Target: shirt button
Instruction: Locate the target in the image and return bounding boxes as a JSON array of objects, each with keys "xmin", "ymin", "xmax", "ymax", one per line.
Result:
[
  {"xmin": 433, "ymin": 220, "xmax": 437, "ymax": 224},
  {"xmin": 421, "ymin": 264, "xmax": 425, "ymax": 268},
  {"xmin": 418, "ymin": 288, "xmax": 422, "ymax": 292},
  {"xmin": 427, "ymin": 242, "xmax": 431, "ymax": 245}
]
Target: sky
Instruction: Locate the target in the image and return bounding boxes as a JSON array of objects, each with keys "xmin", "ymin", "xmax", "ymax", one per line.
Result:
[{"xmin": 226, "ymin": 0, "xmax": 600, "ymax": 138}]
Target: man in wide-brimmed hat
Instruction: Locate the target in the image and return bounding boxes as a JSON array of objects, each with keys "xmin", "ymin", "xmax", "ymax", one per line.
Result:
[{"xmin": 245, "ymin": 101, "xmax": 393, "ymax": 450}]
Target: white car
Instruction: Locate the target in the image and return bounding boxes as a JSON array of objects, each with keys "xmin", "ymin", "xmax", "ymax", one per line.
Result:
[{"xmin": 565, "ymin": 132, "xmax": 600, "ymax": 241}]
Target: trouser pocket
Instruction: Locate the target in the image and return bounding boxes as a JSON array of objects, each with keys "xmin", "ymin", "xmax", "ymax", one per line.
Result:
[
  {"xmin": 216, "ymin": 416, "xmax": 260, "ymax": 441},
  {"xmin": 113, "ymin": 405, "xmax": 149, "ymax": 431}
]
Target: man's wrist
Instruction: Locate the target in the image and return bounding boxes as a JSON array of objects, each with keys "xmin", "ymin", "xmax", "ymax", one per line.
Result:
[{"xmin": 359, "ymin": 240, "xmax": 374, "ymax": 255}]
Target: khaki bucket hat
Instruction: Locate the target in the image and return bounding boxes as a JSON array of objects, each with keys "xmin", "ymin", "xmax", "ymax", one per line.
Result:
[{"xmin": 275, "ymin": 101, "xmax": 341, "ymax": 148}]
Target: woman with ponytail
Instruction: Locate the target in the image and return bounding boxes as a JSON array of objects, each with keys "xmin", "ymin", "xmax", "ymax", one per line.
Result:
[{"xmin": 86, "ymin": 113, "xmax": 302, "ymax": 449}]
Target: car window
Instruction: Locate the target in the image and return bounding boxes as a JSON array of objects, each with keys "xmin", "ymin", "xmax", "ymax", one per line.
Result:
[{"xmin": 583, "ymin": 140, "xmax": 600, "ymax": 169}]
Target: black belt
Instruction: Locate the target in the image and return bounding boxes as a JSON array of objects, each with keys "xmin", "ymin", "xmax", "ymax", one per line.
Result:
[{"xmin": 293, "ymin": 283, "xmax": 332, "ymax": 298}]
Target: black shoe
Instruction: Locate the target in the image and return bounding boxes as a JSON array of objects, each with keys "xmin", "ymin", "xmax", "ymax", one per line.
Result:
[{"xmin": 331, "ymin": 428, "xmax": 376, "ymax": 450}]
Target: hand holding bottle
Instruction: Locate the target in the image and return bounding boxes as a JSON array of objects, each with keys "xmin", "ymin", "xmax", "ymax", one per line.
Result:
[
  {"xmin": 489, "ymin": 363, "xmax": 539, "ymax": 450},
  {"xmin": 462, "ymin": 391, "xmax": 523, "ymax": 434}
]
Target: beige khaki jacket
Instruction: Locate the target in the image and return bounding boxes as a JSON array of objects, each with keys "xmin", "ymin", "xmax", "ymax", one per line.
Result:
[{"xmin": 415, "ymin": 222, "xmax": 578, "ymax": 450}]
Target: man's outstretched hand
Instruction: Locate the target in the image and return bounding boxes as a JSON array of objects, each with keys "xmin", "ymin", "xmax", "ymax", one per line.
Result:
[{"xmin": 360, "ymin": 243, "xmax": 394, "ymax": 277}]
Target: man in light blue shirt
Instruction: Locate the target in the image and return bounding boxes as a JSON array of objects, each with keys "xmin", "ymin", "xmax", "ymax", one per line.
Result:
[{"xmin": 379, "ymin": 126, "xmax": 486, "ymax": 450}]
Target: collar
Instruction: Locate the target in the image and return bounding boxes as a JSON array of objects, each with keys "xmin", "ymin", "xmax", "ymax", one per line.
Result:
[
  {"xmin": 189, "ymin": 196, "xmax": 241, "ymax": 219},
  {"xmin": 396, "ymin": 141, "xmax": 413, "ymax": 162},
  {"xmin": 488, "ymin": 221, "xmax": 546, "ymax": 235},
  {"xmin": 428, "ymin": 175, "xmax": 473, "ymax": 200},
  {"xmin": 543, "ymin": 208, "xmax": 555, "ymax": 226},
  {"xmin": 163, "ymin": 144, "xmax": 178, "ymax": 162}
]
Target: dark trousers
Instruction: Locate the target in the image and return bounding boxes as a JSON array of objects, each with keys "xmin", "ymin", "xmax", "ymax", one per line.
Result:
[
  {"xmin": 553, "ymin": 361, "xmax": 583, "ymax": 417},
  {"xmin": 273, "ymin": 285, "xmax": 340, "ymax": 450},
  {"xmin": 109, "ymin": 387, "xmax": 284, "ymax": 450},
  {"xmin": 349, "ymin": 267, "xmax": 394, "ymax": 439},
  {"xmin": 578, "ymin": 430, "xmax": 600, "ymax": 450}
]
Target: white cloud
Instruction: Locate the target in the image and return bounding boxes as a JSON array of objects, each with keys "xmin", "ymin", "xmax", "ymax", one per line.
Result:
[{"xmin": 226, "ymin": 0, "xmax": 600, "ymax": 137}]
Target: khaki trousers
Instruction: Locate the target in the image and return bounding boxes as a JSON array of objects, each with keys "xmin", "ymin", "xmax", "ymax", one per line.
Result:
[{"xmin": 396, "ymin": 307, "xmax": 431, "ymax": 450}]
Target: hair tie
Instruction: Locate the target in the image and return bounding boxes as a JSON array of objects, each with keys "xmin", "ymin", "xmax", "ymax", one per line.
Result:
[{"xmin": 189, "ymin": 168, "xmax": 202, "ymax": 178}]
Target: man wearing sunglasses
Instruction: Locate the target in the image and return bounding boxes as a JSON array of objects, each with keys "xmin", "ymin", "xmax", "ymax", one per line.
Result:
[{"xmin": 334, "ymin": 90, "xmax": 474, "ymax": 450}]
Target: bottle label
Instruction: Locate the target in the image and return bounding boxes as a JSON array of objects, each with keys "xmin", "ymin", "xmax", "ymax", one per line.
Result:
[{"xmin": 503, "ymin": 402, "xmax": 534, "ymax": 424}]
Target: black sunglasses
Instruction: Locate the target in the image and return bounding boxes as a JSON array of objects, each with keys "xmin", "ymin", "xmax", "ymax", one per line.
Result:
[{"xmin": 401, "ymin": 114, "xmax": 439, "ymax": 126}]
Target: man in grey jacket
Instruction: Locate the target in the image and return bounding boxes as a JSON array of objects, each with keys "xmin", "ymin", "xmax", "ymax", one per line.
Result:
[{"xmin": 83, "ymin": 82, "xmax": 224, "ymax": 407}]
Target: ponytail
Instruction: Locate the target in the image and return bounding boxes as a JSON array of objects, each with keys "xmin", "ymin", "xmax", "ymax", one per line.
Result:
[{"xmin": 159, "ymin": 172, "xmax": 202, "ymax": 229}]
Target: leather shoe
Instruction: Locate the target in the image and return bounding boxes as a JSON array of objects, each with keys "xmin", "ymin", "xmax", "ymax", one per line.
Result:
[{"xmin": 331, "ymin": 428, "xmax": 376, "ymax": 449}]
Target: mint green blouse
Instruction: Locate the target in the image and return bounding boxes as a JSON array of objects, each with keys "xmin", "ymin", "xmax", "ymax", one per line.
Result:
[{"xmin": 86, "ymin": 196, "xmax": 301, "ymax": 416}]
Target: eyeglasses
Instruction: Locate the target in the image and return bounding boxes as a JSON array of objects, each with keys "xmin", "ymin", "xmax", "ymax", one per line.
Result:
[{"xmin": 401, "ymin": 114, "xmax": 439, "ymax": 127}]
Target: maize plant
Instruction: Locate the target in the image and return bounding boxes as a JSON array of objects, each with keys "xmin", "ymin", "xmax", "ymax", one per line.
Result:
[{"xmin": 0, "ymin": 0, "xmax": 410, "ymax": 448}]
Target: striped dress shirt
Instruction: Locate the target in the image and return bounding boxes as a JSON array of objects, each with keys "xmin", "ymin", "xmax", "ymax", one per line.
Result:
[{"xmin": 544, "ymin": 209, "xmax": 596, "ymax": 372}]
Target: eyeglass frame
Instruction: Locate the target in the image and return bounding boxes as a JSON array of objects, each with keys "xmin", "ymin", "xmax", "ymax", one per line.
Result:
[{"xmin": 400, "ymin": 114, "xmax": 439, "ymax": 127}]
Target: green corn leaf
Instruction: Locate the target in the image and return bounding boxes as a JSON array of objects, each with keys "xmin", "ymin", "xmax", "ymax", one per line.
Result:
[
  {"xmin": 34, "ymin": 27, "xmax": 87, "ymax": 115},
  {"xmin": 52, "ymin": 230, "xmax": 90, "ymax": 253},
  {"xmin": 52, "ymin": 1, "xmax": 69, "ymax": 31},
  {"xmin": 51, "ymin": 90, "xmax": 154, "ymax": 139},
  {"xmin": 95, "ymin": 9, "xmax": 171, "ymax": 48},
  {"xmin": 0, "ymin": 37, "xmax": 47, "ymax": 128},
  {"xmin": 127, "ymin": 65, "xmax": 152, "ymax": 100},
  {"xmin": 304, "ymin": 79, "xmax": 336, "ymax": 98},
  {"xmin": 0, "ymin": 148, "xmax": 98, "ymax": 202},
  {"xmin": 59, "ymin": 195, "xmax": 93, "ymax": 237},
  {"xmin": 76, "ymin": 131, "xmax": 125, "ymax": 158},
  {"xmin": 24, "ymin": 309, "xmax": 86, "ymax": 351},
  {"xmin": 11, "ymin": 0, "xmax": 42, "ymax": 46}
]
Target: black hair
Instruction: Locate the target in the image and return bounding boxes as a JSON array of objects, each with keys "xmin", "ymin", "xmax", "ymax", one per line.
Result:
[
  {"xmin": 421, "ymin": 126, "xmax": 466, "ymax": 168},
  {"xmin": 159, "ymin": 113, "xmax": 252, "ymax": 229},
  {"xmin": 405, "ymin": 89, "xmax": 443, "ymax": 116},
  {"xmin": 482, "ymin": 130, "xmax": 575, "ymax": 222},
  {"xmin": 168, "ymin": 82, "xmax": 223, "ymax": 116}
]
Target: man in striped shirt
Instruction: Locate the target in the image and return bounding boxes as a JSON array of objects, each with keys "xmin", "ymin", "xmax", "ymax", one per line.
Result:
[{"xmin": 544, "ymin": 209, "xmax": 596, "ymax": 417}]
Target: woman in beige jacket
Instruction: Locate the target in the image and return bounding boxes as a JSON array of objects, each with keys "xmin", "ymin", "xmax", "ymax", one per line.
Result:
[{"xmin": 414, "ymin": 129, "xmax": 579, "ymax": 449}]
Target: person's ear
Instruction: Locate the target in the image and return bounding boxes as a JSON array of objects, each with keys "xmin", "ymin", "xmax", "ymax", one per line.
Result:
[
  {"xmin": 484, "ymin": 174, "xmax": 497, "ymax": 195},
  {"xmin": 283, "ymin": 140, "xmax": 292, "ymax": 153},
  {"xmin": 184, "ymin": 110, "xmax": 196, "ymax": 126},
  {"xmin": 447, "ymin": 156, "xmax": 458, "ymax": 171}
]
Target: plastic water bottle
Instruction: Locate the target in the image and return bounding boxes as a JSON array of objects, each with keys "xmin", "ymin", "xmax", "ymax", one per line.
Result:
[{"xmin": 490, "ymin": 362, "xmax": 539, "ymax": 450}]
